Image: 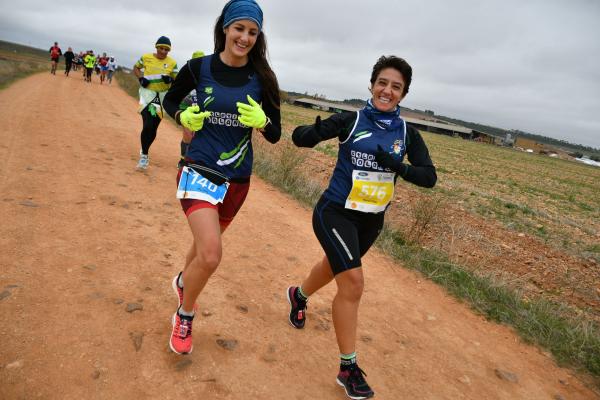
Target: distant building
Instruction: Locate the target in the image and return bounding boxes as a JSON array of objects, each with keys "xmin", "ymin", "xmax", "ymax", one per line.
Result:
[
  {"xmin": 514, "ymin": 137, "xmax": 545, "ymax": 153},
  {"xmin": 292, "ymin": 98, "xmax": 358, "ymax": 113}
]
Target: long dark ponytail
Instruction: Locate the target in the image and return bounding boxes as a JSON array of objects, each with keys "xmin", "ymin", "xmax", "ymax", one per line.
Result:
[{"xmin": 214, "ymin": 14, "xmax": 280, "ymax": 110}]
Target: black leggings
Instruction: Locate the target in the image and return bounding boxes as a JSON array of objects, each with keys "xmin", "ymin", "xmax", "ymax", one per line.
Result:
[
  {"xmin": 140, "ymin": 106, "xmax": 162, "ymax": 154},
  {"xmin": 312, "ymin": 196, "xmax": 384, "ymax": 275}
]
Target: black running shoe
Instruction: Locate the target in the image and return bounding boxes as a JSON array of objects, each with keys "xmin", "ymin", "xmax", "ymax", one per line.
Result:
[
  {"xmin": 336, "ymin": 365, "xmax": 374, "ymax": 399},
  {"xmin": 286, "ymin": 286, "xmax": 307, "ymax": 329}
]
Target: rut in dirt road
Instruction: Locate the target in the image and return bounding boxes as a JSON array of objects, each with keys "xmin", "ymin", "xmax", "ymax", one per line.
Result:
[{"xmin": 0, "ymin": 73, "xmax": 597, "ymax": 399}]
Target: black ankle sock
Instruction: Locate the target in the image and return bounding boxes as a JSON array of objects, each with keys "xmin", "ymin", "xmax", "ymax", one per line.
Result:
[{"xmin": 340, "ymin": 354, "xmax": 357, "ymax": 371}]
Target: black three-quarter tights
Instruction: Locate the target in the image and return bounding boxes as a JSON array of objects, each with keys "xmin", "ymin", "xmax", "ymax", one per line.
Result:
[
  {"xmin": 140, "ymin": 106, "xmax": 162, "ymax": 155},
  {"xmin": 312, "ymin": 196, "xmax": 384, "ymax": 275}
]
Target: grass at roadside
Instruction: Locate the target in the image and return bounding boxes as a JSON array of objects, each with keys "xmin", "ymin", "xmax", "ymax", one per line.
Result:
[
  {"xmin": 253, "ymin": 138, "xmax": 600, "ymax": 384},
  {"xmin": 0, "ymin": 40, "xmax": 49, "ymax": 89},
  {"xmin": 114, "ymin": 69, "xmax": 140, "ymax": 99},
  {"xmin": 376, "ymin": 226, "xmax": 600, "ymax": 380}
]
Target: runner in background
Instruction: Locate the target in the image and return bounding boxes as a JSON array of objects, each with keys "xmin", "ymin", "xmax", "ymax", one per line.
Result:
[
  {"xmin": 63, "ymin": 47, "xmax": 75, "ymax": 77},
  {"xmin": 73, "ymin": 51, "xmax": 81, "ymax": 72},
  {"xmin": 80, "ymin": 52, "xmax": 87, "ymax": 78},
  {"xmin": 107, "ymin": 57, "xmax": 117, "ymax": 84},
  {"xmin": 94, "ymin": 57, "xmax": 101, "ymax": 76},
  {"xmin": 99, "ymin": 53, "xmax": 109, "ymax": 84},
  {"xmin": 84, "ymin": 50, "xmax": 96, "ymax": 83},
  {"xmin": 162, "ymin": 0, "xmax": 281, "ymax": 355},
  {"xmin": 133, "ymin": 36, "xmax": 178, "ymax": 170},
  {"xmin": 49, "ymin": 42, "xmax": 62, "ymax": 75},
  {"xmin": 286, "ymin": 56, "xmax": 437, "ymax": 399},
  {"xmin": 177, "ymin": 50, "xmax": 204, "ymax": 168}
]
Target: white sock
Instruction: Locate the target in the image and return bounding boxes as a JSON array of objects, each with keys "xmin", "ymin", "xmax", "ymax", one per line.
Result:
[{"xmin": 178, "ymin": 307, "xmax": 194, "ymax": 317}]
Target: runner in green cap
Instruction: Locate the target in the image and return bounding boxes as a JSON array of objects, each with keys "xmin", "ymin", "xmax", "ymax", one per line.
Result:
[{"xmin": 132, "ymin": 36, "xmax": 178, "ymax": 170}]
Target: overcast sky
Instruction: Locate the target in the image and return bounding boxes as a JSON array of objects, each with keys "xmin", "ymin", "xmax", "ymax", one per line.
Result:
[{"xmin": 1, "ymin": 0, "xmax": 599, "ymax": 148}]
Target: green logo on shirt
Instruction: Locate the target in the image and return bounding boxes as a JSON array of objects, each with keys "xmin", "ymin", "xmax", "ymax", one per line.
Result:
[
  {"xmin": 205, "ymin": 87, "xmax": 213, "ymax": 94},
  {"xmin": 203, "ymin": 96, "xmax": 215, "ymax": 108}
]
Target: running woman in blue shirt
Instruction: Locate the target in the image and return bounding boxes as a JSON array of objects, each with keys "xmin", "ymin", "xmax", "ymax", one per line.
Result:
[
  {"xmin": 163, "ymin": 0, "xmax": 281, "ymax": 355},
  {"xmin": 287, "ymin": 56, "xmax": 437, "ymax": 399},
  {"xmin": 177, "ymin": 50, "xmax": 205, "ymax": 169}
]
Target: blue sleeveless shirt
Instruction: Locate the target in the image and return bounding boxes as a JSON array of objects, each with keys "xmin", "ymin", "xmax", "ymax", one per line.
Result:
[
  {"xmin": 185, "ymin": 54, "xmax": 262, "ymax": 179},
  {"xmin": 323, "ymin": 109, "xmax": 407, "ymax": 209}
]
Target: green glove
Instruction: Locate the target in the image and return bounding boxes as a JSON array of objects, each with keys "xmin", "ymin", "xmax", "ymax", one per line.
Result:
[
  {"xmin": 179, "ymin": 105, "xmax": 211, "ymax": 131},
  {"xmin": 236, "ymin": 95, "xmax": 267, "ymax": 129}
]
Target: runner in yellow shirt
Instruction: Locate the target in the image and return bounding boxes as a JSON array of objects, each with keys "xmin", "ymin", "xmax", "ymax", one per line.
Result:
[
  {"xmin": 83, "ymin": 50, "xmax": 96, "ymax": 83},
  {"xmin": 133, "ymin": 36, "xmax": 178, "ymax": 170}
]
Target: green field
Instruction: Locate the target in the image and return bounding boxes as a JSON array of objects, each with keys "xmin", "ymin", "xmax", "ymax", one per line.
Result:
[
  {"xmin": 426, "ymin": 132, "xmax": 599, "ymax": 255},
  {"xmin": 0, "ymin": 40, "xmax": 49, "ymax": 89},
  {"xmin": 278, "ymin": 104, "xmax": 600, "ymax": 262}
]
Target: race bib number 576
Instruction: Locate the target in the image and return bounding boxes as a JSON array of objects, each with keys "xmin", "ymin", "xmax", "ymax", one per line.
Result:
[{"xmin": 345, "ymin": 170, "xmax": 395, "ymax": 213}]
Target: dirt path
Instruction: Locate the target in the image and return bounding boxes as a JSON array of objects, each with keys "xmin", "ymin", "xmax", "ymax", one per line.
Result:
[{"xmin": 0, "ymin": 73, "xmax": 597, "ymax": 400}]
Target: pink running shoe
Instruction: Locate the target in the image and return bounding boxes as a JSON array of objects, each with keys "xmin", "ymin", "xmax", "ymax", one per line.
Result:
[{"xmin": 170, "ymin": 312, "xmax": 194, "ymax": 354}]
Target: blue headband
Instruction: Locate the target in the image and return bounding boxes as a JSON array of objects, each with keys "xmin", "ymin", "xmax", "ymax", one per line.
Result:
[{"xmin": 223, "ymin": 0, "xmax": 263, "ymax": 31}]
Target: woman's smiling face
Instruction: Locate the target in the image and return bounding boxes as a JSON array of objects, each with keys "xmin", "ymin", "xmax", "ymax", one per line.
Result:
[
  {"xmin": 224, "ymin": 20, "xmax": 260, "ymax": 60},
  {"xmin": 370, "ymin": 67, "xmax": 406, "ymax": 112}
]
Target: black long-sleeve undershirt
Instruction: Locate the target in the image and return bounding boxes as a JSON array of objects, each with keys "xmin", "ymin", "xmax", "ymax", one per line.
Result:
[
  {"xmin": 293, "ymin": 112, "xmax": 437, "ymax": 188},
  {"xmin": 163, "ymin": 55, "xmax": 281, "ymax": 144}
]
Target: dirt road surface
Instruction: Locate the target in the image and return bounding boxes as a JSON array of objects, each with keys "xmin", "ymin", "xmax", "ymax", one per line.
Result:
[{"xmin": 0, "ymin": 73, "xmax": 597, "ymax": 399}]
